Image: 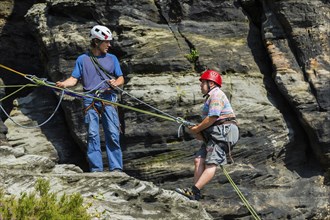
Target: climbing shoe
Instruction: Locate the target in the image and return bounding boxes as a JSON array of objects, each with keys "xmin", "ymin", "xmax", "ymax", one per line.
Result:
[
  {"xmin": 175, "ymin": 186, "xmax": 201, "ymax": 201},
  {"xmin": 110, "ymin": 168, "xmax": 123, "ymax": 172}
]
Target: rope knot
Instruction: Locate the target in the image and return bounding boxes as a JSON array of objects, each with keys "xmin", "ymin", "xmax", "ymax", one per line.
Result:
[{"xmin": 176, "ymin": 117, "xmax": 195, "ymax": 127}]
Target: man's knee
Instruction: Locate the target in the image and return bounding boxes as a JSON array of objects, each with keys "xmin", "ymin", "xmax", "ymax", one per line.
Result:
[{"xmin": 194, "ymin": 157, "xmax": 204, "ymax": 166}]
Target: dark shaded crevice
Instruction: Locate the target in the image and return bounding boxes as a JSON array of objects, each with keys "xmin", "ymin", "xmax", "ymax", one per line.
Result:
[
  {"xmin": 222, "ymin": 212, "xmax": 256, "ymax": 220},
  {"xmin": 0, "ymin": 0, "xmax": 89, "ymax": 171},
  {"xmin": 177, "ymin": 29, "xmax": 204, "ymax": 72},
  {"xmin": 258, "ymin": 0, "xmax": 329, "ymax": 171},
  {"xmin": 0, "ymin": 0, "xmax": 43, "ymax": 120},
  {"xmin": 238, "ymin": 0, "xmax": 322, "ymax": 175},
  {"xmin": 47, "ymin": 3, "xmax": 95, "ymax": 21},
  {"xmin": 0, "ymin": 0, "xmax": 41, "ymax": 147},
  {"xmin": 262, "ymin": 0, "xmax": 326, "ymax": 112},
  {"xmin": 153, "ymin": 0, "xmax": 183, "ymax": 51},
  {"xmin": 240, "ymin": 1, "xmax": 328, "ymax": 178},
  {"xmin": 153, "ymin": 0, "xmax": 204, "ymax": 71},
  {"xmin": 153, "ymin": 0, "xmax": 182, "ymax": 24},
  {"xmin": 167, "ymin": 0, "xmax": 183, "ymax": 23}
]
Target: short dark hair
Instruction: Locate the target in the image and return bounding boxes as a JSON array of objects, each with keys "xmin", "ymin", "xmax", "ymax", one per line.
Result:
[{"xmin": 90, "ymin": 38, "xmax": 101, "ymax": 48}]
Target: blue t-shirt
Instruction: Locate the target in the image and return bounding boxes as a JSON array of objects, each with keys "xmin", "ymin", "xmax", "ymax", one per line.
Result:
[{"xmin": 71, "ymin": 53, "xmax": 123, "ymax": 91}]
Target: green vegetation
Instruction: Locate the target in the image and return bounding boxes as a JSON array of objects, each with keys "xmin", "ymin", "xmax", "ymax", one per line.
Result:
[
  {"xmin": 0, "ymin": 178, "xmax": 90, "ymax": 220},
  {"xmin": 185, "ymin": 49, "xmax": 199, "ymax": 64}
]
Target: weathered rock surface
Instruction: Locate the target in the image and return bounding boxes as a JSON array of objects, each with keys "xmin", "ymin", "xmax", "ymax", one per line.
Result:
[
  {"xmin": 0, "ymin": 168, "xmax": 212, "ymax": 220},
  {"xmin": 0, "ymin": 0, "xmax": 329, "ymax": 219}
]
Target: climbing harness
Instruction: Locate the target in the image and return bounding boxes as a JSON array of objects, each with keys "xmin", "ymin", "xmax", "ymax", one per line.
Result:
[
  {"xmin": 0, "ymin": 64, "xmax": 260, "ymax": 219},
  {"xmin": 219, "ymin": 123, "xmax": 236, "ymax": 164}
]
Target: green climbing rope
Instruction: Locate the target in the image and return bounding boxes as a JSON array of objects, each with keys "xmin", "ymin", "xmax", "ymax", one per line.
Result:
[{"xmin": 221, "ymin": 165, "xmax": 261, "ymax": 220}]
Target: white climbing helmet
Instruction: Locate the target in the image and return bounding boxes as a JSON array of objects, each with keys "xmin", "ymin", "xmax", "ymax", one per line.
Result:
[{"xmin": 90, "ymin": 25, "xmax": 112, "ymax": 40}]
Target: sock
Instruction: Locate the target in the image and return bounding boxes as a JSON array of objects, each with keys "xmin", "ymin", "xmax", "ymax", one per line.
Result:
[{"xmin": 192, "ymin": 185, "xmax": 200, "ymax": 194}]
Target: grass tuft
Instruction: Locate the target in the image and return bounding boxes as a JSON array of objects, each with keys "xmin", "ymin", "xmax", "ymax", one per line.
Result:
[{"xmin": 0, "ymin": 178, "xmax": 90, "ymax": 220}]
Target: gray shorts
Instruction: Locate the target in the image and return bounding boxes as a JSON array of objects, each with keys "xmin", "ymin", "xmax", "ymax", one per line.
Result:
[
  {"xmin": 195, "ymin": 124, "xmax": 239, "ymax": 165},
  {"xmin": 195, "ymin": 141, "xmax": 228, "ymax": 165}
]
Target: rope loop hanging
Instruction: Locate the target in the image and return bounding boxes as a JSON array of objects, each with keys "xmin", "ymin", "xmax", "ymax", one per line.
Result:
[{"xmin": 0, "ymin": 90, "xmax": 65, "ymax": 129}]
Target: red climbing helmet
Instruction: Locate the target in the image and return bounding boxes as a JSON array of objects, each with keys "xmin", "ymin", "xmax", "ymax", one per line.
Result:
[{"xmin": 199, "ymin": 70, "xmax": 222, "ymax": 87}]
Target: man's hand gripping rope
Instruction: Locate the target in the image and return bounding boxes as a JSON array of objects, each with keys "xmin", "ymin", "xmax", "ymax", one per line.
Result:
[{"xmin": 176, "ymin": 117, "xmax": 196, "ymax": 138}]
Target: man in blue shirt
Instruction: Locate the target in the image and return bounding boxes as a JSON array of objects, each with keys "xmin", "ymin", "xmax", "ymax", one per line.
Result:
[{"xmin": 56, "ymin": 25, "xmax": 124, "ymax": 172}]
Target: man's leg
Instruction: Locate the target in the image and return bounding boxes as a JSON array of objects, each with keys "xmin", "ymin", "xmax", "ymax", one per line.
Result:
[
  {"xmin": 85, "ymin": 109, "xmax": 103, "ymax": 172},
  {"xmin": 194, "ymin": 156, "xmax": 205, "ymax": 184},
  {"xmin": 175, "ymin": 148, "xmax": 206, "ymax": 201},
  {"xmin": 194, "ymin": 164, "xmax": 217, "ymax": 190},
  {"xmin": 102, "ymin": 105, "xmax": 123, "ymax": 171},
  {"xmin": 193, "ymin": 139, "xmax": 226, "ymax": 189}
]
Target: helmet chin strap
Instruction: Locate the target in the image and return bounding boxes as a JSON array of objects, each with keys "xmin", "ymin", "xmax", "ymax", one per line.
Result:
[
  {"xmin": 204, "ymin": 81, "xmax": 219, "ymax": 97},
  {"xmin": 203, "ymin": 81, "xmax": 212, "ymax": 98},
  {"xmin": 208, "ymin": 81, "xmax": 218, "ymax": 92},
  {"xmin": 207, "ymin": 81, "xmax": 211, "ymax": 92}
]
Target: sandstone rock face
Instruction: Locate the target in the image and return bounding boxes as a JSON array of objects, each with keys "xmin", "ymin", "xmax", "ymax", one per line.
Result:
[
  {"xmin": 0, "ymin": 0, "xmax": 329, "ymax": 219},
  {"xmin": 260, "ymin": 0, "xmax": 330, "ymax": 168},
  {"xmin": 0, "ymin": 168, "xmax": 212, "ymax": 220}
]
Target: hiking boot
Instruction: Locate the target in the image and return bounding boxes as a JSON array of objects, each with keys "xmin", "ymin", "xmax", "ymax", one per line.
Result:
[
  {"xmin": 110, "ymin": 168, "xmax": 123, "ymax": 172},
  {"xmin": 175, "ymin": 187, "xmax": 201, "ymax": 201},
  {"xmin": 91, "ymin": 170, "xmax": 103, "ymax": 172}
]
